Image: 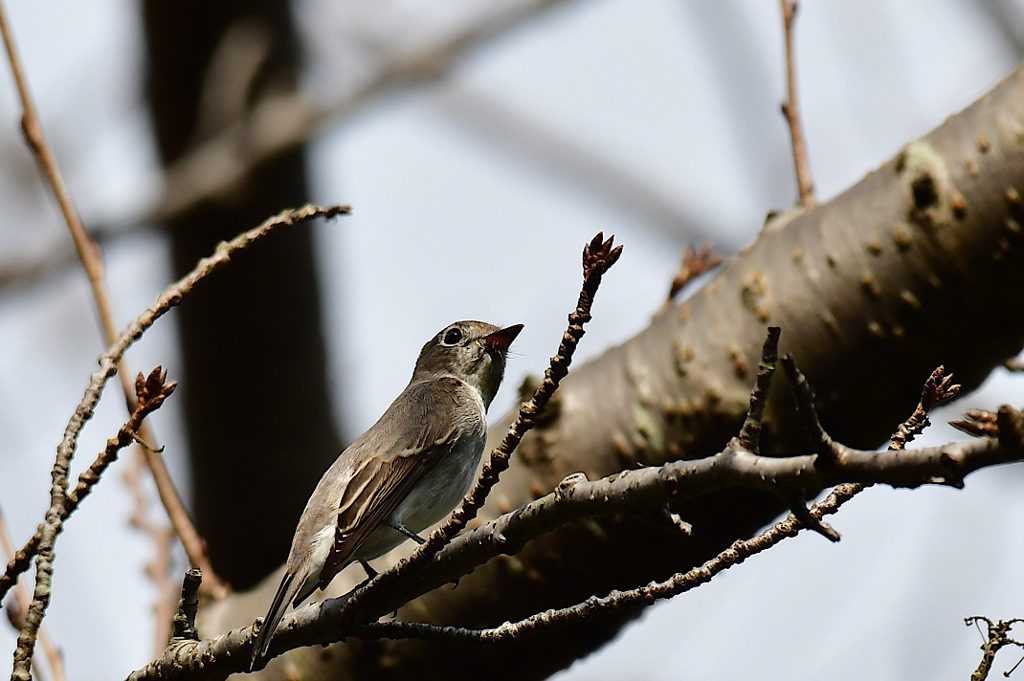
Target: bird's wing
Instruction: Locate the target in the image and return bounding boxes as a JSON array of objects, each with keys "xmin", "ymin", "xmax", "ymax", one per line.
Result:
[{"xmin": 317, "ymin": 377, "xmax": 466, "ymax": 589}]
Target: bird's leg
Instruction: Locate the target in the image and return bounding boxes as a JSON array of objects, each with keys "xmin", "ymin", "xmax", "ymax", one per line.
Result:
[
  {"xmin": 358, "ymin": 559, "xmax": 378, "ymax": 583},
  {"xmin": 336, "ymin": 561, "xmax": 379, "ymax": 601},
  {"xmin": 388, "ymin": 520, "xmax": 427, "ymax": 545}
]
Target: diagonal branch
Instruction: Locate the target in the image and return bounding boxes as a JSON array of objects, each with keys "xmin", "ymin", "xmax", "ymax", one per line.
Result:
[
  {"xmin": 965, "ymin": 616, "xmax": 1024, "ymax": 681},
  {"xmin": 8, "ymin": 368, "xmax": 176, "ymax": 680},
  {"xmin": 154, "ymin": 0, "xmax": 577, "ymax": 223},
  {"xmin": 0, "ymin": 0, "xmax": 225, "ymax": 598},
  {"xmin": 373, "ymin": 235, "xmax": 619, "ymax": 569},
  {"xmin": 240, "ymin": 232, "xmax": 622, "ymax": 668},
  {"xmin": 779, "ymin": 0, "xmax": 816, "ymax": 208},
  {"xmin": 3, "ymin": 204, "xmax": 346, "ymax": 680},
  {"xmin": 0, "ymin": 507, "xmax": 63, "ymax": 681},
  {"xmin": 344, "ymin": 408, "xmax": 1024, "ymax": 645},
  {"xmin": 0, "ymin": 369, "xmax": 177, "ymax": 601},
  {"xmin": 123, "ymin": 340, "xmax": 1022, "ymax": 680}
]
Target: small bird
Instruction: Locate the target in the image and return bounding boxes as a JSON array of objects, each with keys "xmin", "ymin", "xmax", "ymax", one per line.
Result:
[{"xmin": 251, "ymin": 320, "xmax": 523, "ymax": 666}]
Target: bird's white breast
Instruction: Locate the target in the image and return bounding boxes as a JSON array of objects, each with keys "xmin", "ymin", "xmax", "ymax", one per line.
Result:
[{"xmin": 354, "ymin": 380, "xmax": 487, "ymax": 561}]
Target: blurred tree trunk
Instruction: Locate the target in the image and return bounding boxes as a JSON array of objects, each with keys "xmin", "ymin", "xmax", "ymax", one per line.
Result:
[{"xmin": 142, "ymin": 0, "xmax": 341, "ymax": 590}]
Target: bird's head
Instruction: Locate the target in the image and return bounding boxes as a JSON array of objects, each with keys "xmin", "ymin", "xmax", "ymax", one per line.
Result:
[{"xmin": 413, "ymin": 320, "xmax": 523, "ymax": 407}]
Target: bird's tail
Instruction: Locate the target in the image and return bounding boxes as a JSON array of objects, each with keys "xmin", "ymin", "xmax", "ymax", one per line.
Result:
[{"xmin": 251, "ymin": 570, "xmax": 300, "ymax": 670}]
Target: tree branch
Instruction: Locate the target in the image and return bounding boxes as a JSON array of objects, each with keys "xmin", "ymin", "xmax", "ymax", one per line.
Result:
[
  {"xmin": 153, "ymin": 0, "xmax": 576, "ymax": 224},
  {"xmin": 0, "ymin": 369, "xmax": 177, "ymax": 602},
  {"xmin": 779, "ymin": 0, "xmax": 816, "ymax": 208},
  {"xmin": 2, "ymin": 205, "xmax": 345, "ymax": 679},
  {"xmin": 124, "ymin": 338, "xmax": 1024, "ymax": 680},
  {"xmin": 0, "ymin": 0, "xmax": 233, "ymax": 601},
  {"xmin": 965, "ymin": 616, "xmax": 1024, "ymax": 681},
  {"xmin": 0, "ymin": 507, "xmax": 63, "ymax": 681},
  {"xmin": 8, "ymin": 368, "xmax": 176, "ymax": 680},
  {"xmin": 333, "ymin": 233, "xmax": 622, "ymax": 618},
  {"xmin": 197, "ymin": 61, "xmax": 1024, "ymax": 680},
  {"xmin": 657, "ymin": 244, "xmax": 722, "ymax": 315},
  {"xmin": 123, "ymin": 448, "xmax": 178, "ymax": 655}
]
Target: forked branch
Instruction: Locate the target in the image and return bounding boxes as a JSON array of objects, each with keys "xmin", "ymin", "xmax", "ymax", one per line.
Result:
[
  {"xmin": 125, "ymin": 331, "xmax": 1021, "ymax": 680},
  {"xmin": 5, "ymin": 205, "xmax": 346, "ymax": 680}
]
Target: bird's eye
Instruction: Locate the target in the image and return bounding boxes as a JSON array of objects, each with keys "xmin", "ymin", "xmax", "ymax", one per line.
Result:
[{"xmin": 442, "ymin": 327, "xmax": 463, "ymax": 346}]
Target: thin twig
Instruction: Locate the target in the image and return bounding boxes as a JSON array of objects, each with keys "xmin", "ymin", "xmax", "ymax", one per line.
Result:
[
  {"xmin": 171, "ymin": 570, "xmax": 203, "ymax": 643},
  {"xmin": 123, "ymin": 435, "xmax": 178, "ymax": 655},
  {"xmin": 426, "ymin": 234, "xmax": 620, "ymax": 548},
  {"xmin": 782, "ymin": 359, "xmax": 959, "ymax": 520},
  {"xmin": 952, "ymin": 409, "xmax": 1000, "ymax": 438},
  {"xmin": 125, "ymin": 369, "xmax": 1024, "ymax": 678},
  {"xmin": 779, "ymin": 0, "xmax": 816, "ymax": 208},
  {"xmin": 0, "ymin": 0, "xmax": 226, "ymax": 599},
  {"xmin": 890, "ymin": 365, "xmax": 960, "ymax": 450},
  {"xmin": 7, "ymin": 368, "xmax": 175, "ymax": 680},
  {"xmin": 734, "ymin": 326, "xmax": 781, "ymax": 452},
  {"xmin": 349, "ymin": 362, "xmax": 968, "ymax": 645},
  {"xmin": 657, "ymin": 245, "xmax": 722, "ymax": 315},
  {"xmin": 136, "ymin": 436, "xmax": 221, "ymax": 597},
  {"xmin": 965, "ymin": 616, "xmax": 1024, "ymax": 681},
  {"xmin": 6, "ymin": 204, "xmax": 346, "ymax": 679},
  {"xmin": 373, "ymin": 490, "xmax": 862, "ymax": 643},
  {"xmin": 0, "ymin": 0, "xmax": 114, "ymax": 331},
  {"xmin": 346, "ymin": 484, "xmax": 879, "ymax": 642},
  {"xmin": 124, "ymin": 448, "xmax": 177, "ymax": 656},
  {"xmin": 0, "ymin": 507, "xmax": 63, "ymax": 681},
  {"xmin": 320, "ymin": 233, "xmax": 622, "ymax": 628},
  {"xmin": 0, "ymin": 368, "xmax": 177, "ymax": 600}
]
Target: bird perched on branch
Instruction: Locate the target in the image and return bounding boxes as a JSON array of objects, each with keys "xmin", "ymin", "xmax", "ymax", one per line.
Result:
[{"xmin": 251, "ymin": 320, "xmax": 523, "ymax": 667}]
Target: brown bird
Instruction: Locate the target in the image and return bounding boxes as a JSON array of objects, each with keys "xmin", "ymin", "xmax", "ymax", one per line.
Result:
[{"xmin": 251, "ymin": 320, "xmax": 523, "ymax": 666}]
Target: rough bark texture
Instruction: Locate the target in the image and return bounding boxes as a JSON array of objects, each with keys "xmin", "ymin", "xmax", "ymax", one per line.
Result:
[
  {"xmin": 201, "ymin": 65, "xmax": 1024, "ymax": 680},
  {"xmin": 142, "ymin": 1, "xmax": 341, "ymax": 589}
]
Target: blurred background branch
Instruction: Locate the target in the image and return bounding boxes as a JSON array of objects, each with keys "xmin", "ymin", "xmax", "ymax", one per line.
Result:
[{"xmin": 1, "ymin": 1, "xmax": 1023, "ymax": 680}]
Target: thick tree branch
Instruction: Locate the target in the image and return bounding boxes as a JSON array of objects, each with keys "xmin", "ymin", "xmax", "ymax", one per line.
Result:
[
  {"xmin": 215, "ymin": 62, "xmax": 1024, "ymax": 681},
  {"xmin": 124, "ymin": 349, "xmax": 1024, "ymax": 679},
  {"xmin": 735, "ymin": 326, "xmax": 782, "ymax": 452}
]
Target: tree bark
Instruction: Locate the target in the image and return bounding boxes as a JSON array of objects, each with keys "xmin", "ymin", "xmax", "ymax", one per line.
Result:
[{"xmin": 200, "ymin": 62, "xmax": 1024, "ymax": 681}]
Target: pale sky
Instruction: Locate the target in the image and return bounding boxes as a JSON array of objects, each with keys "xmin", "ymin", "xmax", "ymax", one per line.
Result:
[{"xmin": 1, "ymin": 1, "xmax": 1023, "ymax": 679}]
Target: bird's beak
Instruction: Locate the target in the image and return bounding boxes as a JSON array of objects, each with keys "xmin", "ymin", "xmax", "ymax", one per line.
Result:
[{"xmin": 483, "ymin": 324, "xmax": 523, "ymax": 352}]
